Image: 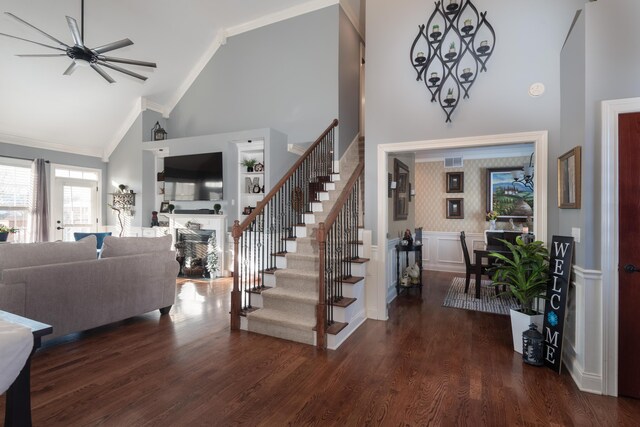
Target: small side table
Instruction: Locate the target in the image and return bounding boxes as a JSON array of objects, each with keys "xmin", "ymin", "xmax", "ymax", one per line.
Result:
[
  {"xmin": 395, "ymin": 243, "xmax": 423, "ymax": 296},
  {"xmin": 0, "ymin": 311, "xmax": 52, "ymax": 427}
]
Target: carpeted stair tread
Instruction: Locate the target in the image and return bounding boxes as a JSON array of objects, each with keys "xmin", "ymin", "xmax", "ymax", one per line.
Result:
[
  {"xmin": 262, "ymin": 287, "xmax": 317, "ymax": 304},
  {"xmin": 274, "ymin": 269, "xmax": 318, "ymax": 280},
  {"xmin": 247, "ymin": 308, "xmax": 315, "ymax": 330}
]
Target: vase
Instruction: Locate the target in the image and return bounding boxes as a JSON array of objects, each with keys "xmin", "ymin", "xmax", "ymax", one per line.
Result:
[
  {"xmin": 510, "ymin": 309, "xmax": 544, "ymax": 354},
  {"xmin": 489, "ymin": 220, "xmax": 496, "ymax": 230}
]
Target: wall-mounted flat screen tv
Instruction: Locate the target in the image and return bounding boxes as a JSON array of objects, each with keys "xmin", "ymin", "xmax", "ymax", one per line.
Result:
[{"xmin": 164, "ymin": 152, "xmax": 223, "ymax": 201}]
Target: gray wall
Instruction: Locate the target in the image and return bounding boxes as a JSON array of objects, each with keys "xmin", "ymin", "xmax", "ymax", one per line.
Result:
[
  {"xmin": 338, "ymin": 7, "xmax": 362, "ymax": 157},
  {"xmin": 106, "ymin": 114, "xmax": 143, "ymax": 227},
  {"xmin": 168, "ymin": 5, "xmax": 340, "ymax": 146},
  {"xmin": 559, "ymin": 0, "xmax": 640, "ymax": 269},
  {"xmin": 364, "ymin": 0, "xmax": 588, "ymax": 244}
]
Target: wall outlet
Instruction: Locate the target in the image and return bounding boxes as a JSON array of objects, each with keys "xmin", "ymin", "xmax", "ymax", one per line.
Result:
[{"xmin": 571, "ymin": 227, "xmax": 581, "ymax": 243}]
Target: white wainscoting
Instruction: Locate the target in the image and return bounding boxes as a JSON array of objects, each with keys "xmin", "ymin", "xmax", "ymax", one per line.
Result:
[
  {"xmin": 564, "ymin": 266, "xmax": 604, "ymax": 394},
  {"xmin": 421, "ymin": 231, "xmax": 485, "ymax": 273}
]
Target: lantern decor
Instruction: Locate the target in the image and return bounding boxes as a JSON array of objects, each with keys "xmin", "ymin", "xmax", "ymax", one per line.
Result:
[
  {"xmin": 151, "ymin": 121, "xmax": 167, "ymax": 141},
  {"xmin": 522, "ymin": 323, "xmax": 544, "ymax": 366}
]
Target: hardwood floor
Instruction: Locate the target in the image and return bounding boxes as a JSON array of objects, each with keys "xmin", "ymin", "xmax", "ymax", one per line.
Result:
[{"xmin": 2, "ymin": 271, "xmax": 639, "ymax": 426}]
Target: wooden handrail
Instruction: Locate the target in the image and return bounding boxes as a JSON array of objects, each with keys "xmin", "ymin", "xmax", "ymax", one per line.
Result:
[
  {"xmin": 316, "ymin": 162, "xmax": 364, "ymax": 242},
  {"xmin": 233, "ymin": 119, "xmax": 339, "ymax": 238}
]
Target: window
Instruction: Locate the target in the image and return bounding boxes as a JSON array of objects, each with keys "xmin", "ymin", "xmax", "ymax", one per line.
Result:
[{"xmin": 0, "ymin": 158, "xmax": 32, "ymax": 243}]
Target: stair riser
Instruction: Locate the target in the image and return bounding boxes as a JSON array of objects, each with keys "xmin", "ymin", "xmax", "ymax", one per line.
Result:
[
  {"xmin": 340, "ymin": 278, "xmax": 364, "ymax": 299},
  {"xmin": 304, "ymin": 213, "xmax": 316, "ymax": 224},
  {"xmin": 284, "ymin": 240, "xmax": 297, "ymax": 253},
  {"xmin": 327, "ymin": 309, "xmax": 366, "ymax": 350},
  {"xmin": 332, "ymin": 300, "xmax": 359, "ymax": 323},
  {"xmin": 263, "ymin": 274, "xmax": 276, "ymax": 287},
  {"xmin": 317, "ymin": 192, "xmax": 330, "ymax": 201},
  {"xmin": 295, "ymin": 225, "xmax": 307, "ymax": 238},
  {"xmin": 310, "ymin": 202, "xmax": 323, "ymax": 212},
  {"xmin": 285, "ymin": 256, "xmax": 319, "ymax": 272},
  {"xmin": 349, "ymin": 263, "xmax": 367, "ymax": 277},
  {"xmin": 247, "ymin": 293, "xmax": 264, "ymax": 308},
  {"xmin": 262, "ymin": 295, "xmax": 316, "ymax": 318},
  {"xmin": 248, "ymin": 320, "xmax": 315, "ymax": 346}
]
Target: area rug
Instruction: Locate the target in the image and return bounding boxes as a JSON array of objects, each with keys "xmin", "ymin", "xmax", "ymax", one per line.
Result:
[{"xmin": 442, "ymin": 277, "xmax": 519, "ymax": 315}]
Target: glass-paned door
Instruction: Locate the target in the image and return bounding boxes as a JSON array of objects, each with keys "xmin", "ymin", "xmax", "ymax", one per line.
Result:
[{"xmin": 52, "ymin": 179, "xmax": 98, "ymax": 242}]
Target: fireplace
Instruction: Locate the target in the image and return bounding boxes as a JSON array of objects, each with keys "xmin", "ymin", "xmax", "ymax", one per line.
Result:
[{"xmin": 175, "ymin": 228, "xmax": 216, "ymax": 277}]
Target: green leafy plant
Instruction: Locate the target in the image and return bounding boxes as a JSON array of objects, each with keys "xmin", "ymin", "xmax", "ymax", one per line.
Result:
[
  {"xmin": 241, "ymin": 158, "xmax": 257, "ymax": 168},
  {"xmin": 489, "ymin": 236, "xmax": 549, "ymax": 315},
  {"xmin": 0, "ymin": 225, "xmax": 18, "ymax": 233},
  {"xmin": 213, "ymin": 203, "xmax": 221, "ymax": 213},
  {"xmin": 168, "ymin": 203, "xmax": 175, "ymax": 213}
]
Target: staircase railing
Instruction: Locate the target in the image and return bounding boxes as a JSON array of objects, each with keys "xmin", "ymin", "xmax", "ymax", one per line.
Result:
[
  {"xmin": 231, "ymin": 119, "xmax": 338, "ymax": 329},
  {"xmin": 316, "ymin": 162, "xmax": 364, "ymax": 349}
]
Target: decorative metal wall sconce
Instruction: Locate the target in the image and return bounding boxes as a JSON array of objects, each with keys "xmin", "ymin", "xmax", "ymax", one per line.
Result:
[
  {"xmin": 512, "ymin": 152, "xmax": 534, "ymax": 190},
  {"xmin": 410, "ymin": 0, "xmax": 496, "ymax": 123}
]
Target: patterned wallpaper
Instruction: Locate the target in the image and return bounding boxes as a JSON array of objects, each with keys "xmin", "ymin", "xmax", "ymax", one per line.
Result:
[{"xmin": 414, "ymin": 156, "xmax": 530, "ymax": 233}]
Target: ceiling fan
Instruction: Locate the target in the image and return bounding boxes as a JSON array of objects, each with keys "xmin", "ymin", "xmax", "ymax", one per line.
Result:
[{"xmin": 0, "ymin": 0, "xmax": 156, "ymax": 83}]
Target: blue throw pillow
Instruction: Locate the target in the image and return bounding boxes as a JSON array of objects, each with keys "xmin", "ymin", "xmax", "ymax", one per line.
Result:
[{"xmin": 73, "ymin": 232, "xmax": 112, "ymax": 250}]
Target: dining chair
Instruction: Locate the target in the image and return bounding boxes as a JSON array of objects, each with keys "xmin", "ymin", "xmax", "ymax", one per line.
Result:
[{"xmin": 460, "ymin": 231, "xmax": 492, "ymax": 294}]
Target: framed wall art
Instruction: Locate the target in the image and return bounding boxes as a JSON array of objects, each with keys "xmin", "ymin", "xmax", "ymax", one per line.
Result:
[
  {"xmin": 486, "ymin": 167, "xmax": 534, "ymax": 222},
  {"xmin": 446, "ymin": 172, "xmax": 464, "ymax": 193},
  {"xmin": 446, "ymin": 198, "xmax": 464, "ymax": 219},
  {"xmin": 394, "ymin": 158, "xmax": 409, "ymax": 221},
  {"xmin": 558, "ymin": 146, "xmax": 581, "ymax": 209}
]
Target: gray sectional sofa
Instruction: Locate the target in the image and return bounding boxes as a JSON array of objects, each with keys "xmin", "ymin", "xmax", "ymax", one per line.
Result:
[{"xmin": 0, "ymin": 235, "xmax": 179, "ymax": 340}]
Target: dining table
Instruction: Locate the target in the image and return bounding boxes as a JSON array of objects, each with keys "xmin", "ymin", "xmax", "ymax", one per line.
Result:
[{"xmin": 473, "ymin": 244, "xmax": 513, "ymax": 299}]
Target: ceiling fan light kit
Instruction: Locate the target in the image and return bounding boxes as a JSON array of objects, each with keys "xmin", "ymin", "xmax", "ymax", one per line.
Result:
[{"xmin": 1, "ymin": 0, "xmax": 157, "ymax": 83}]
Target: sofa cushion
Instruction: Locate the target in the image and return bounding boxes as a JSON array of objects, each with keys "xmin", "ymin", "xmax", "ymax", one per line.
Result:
[
  {"xmin": 100, "ymin": 235, "xmax": 172, "ymax": 258},
  {"xmin": 0, "ymin": 236, "xmax": 97, "ymax": 280}
]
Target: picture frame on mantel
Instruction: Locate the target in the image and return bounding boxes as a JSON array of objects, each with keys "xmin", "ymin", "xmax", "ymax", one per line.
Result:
[
  {"xmin": 558, "ymin": 146, "xmax": 582, "ymax": 209},
  {"xmin": 394, "ymin": 158, "xmax": 409, "ymax": 221},
  {"xmin": 160, "ymin": 201, "xmax": 170, "ymax": 213}
]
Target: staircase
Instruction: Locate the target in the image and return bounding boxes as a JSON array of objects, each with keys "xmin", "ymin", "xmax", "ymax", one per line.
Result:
[{"xmin": 231, "ymin": 121, "xmax": 369, "ymax": 349}]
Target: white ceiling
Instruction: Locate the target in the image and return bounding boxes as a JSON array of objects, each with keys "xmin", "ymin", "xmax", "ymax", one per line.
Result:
[{"xmin": 0, "ymin": 0, "xmax": 362, "ymax": 159}]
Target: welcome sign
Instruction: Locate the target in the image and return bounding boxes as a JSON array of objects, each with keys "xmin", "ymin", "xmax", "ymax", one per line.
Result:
[{"xmin": 543, "ymin": 235, "xmax": 574, "ymax": 373}]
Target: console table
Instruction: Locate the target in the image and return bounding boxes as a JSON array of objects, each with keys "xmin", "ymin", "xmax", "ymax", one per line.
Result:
[
  {"xmin": 0, "ymin": 310, "xmax": 52, "ymax": 427},
  {"xmin": 395, "ymin": 243, "xmax": 423, "ymax": 296}
]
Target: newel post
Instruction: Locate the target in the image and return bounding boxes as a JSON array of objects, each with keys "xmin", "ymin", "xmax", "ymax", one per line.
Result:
[
  {"xmin": 231, "ymin": 220, "xmax": 241, "ymax": 330},
  {"xmin": 316, "ymin": 222, "xmax": 327, "ymax": 349}
]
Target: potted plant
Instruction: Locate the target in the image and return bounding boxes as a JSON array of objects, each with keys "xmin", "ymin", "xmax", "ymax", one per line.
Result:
[
  {"xmin": 241, "ymin": 158, "xmax": 257, "ymax": 172},
  {"xmin": 213, "ymin": 203, "xmax": 221, "ymax": 214},
  {"xmin": 168, "ymin": 203, "xmax": 175, "ymax": 214},
  {"xmin": 490, "ymin": 236, "xmax": 549, "ymax": 354},
  {"xmin": 0, "ymin": 225, "xmax": 17, "ymax": 242}
]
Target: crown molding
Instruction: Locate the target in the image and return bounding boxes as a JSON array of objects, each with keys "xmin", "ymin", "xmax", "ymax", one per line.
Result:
[
  {"xmin": 0, "ymin": 131, "xmax": 103, "ymax": 158},
  {"xmin": 102, "ymin": 98, "xmax": 144, "ymax": 161},
  {"xmin": 141, "ymin": 98, "xmax": 170, "ymax": 118},
  {"xmin": 339, "ymin": 0, "xmax": 363, "ymax": 39}
]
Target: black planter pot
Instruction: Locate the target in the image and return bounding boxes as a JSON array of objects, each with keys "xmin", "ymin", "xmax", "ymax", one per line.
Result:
[{"xmin": 0, "ymin": 232, "xmax": 8, "ymax": 242}]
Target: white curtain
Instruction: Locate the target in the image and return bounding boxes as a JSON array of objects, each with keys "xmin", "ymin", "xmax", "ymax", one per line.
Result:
[{"xmin": 28, "ymin": 158, "xmax": 49, "ymax": 242}]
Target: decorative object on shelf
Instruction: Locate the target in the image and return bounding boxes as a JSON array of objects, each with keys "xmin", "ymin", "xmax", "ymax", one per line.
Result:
[
  {"xmin": 206, "ymin": 232, "xmax": 219, "ymax": 278},
  {"xmin": 168, "ymin": 203, "xmax": 175, "ymax": 214},
  {"xmin": 393, "ymin": 158, "xmax": 409, "ymax": 221},
  {"xmin": 243, "ymin": 206, "xmax": 252, "ymax": 215},
  {"xmin": 522, "ymin": 323, "xmax": 544, "ymax": 366},
  {"xmin": 213, "ymin": 204, "xmax": 221, "ymax": 214},
  {"xmin": 157, "ymin": 171, "xmax": 165, "ymax": 182},
  {"xmin": 446, "ymin": 198, "xmax": 464, "ymax": 219},
  {"xmin": 512, "ymin": 152, "xmax": 535, "ymax": 191},
  {"xmin": 410, "ymin": 0, "xmax": 496, "ymax": 122},
  {"xmin": 160, "ymin": 201, "xmax": 170, "ymax": 213},
  {"xmin": 406, "ymin": 263, "xmax": 421, "ymax": 285},
  {"xmin": 446, "ymin": 171, "xmax": 464, "ymax": 193},
  {"xmin": 403, "ymin": 229, "xmax": 414, "ymax": 246},
  {"xmin": 151, "ymin": 211, "xmax": 159, "ymax": 227},
  {"xmin": 558, "ymin": 146, "xmax": 581, "ymax": 209},
  {"xmin": 241, "ymin": 158, "xmax": 257, "ymax": 172},
  {"xmin": 252, "ymin": 183, "xmax": 261, "ymax": 193},
  {"xmin": 151, "ymin": 121, "xmax": 167, "ymax": 141},
  {"xmin": 253, "ymin": 162, "xmax": 264, "ymax": 172},
  {"xmin": 486, "ymin": 167, "xmax": 533, "ymax": 222}
]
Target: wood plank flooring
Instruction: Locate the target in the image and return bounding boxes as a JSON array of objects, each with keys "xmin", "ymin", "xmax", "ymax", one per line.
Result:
[{"xmin": 2, "ymin": 271, "xmax": 639, "ymax": 426}]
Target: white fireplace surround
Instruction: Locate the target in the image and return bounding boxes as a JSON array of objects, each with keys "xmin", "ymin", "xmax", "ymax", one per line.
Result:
[{"xmin": 168, "ymin": 214, "xmax": 227, "ymax": 277}]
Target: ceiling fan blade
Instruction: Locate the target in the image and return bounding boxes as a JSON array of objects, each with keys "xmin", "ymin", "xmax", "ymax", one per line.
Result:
[
  {"xmin": 16, "ymin": 54, "xmax": 66, "ymax": 57},
  {"xmin": 97, "ymin": 61, "xmax": 147, "ymax": 81},
  {"xmin": 98, "ymin": 56, "xmax": 156, "ymax": 68},
  {"xmin": 90, "ymin": 63, "xmax": 115, "ymax": 83},
  {"xmin": 65, "ymin": 16, "xmax": 83, "ymax": 47},
  {"xmin": 5, "ymin": 12, "xmax": 69, "ymax": 48},
  {"xmin": 92, "ymin": 38, "xmax": 133, "ymax": 55},
  {"xmin": 63, "ymin": 61, "xmax": 78, "ymax": 75},
  {"xmin": 0, "ymin": 32, "xmax": 67, "ymax": 52}
]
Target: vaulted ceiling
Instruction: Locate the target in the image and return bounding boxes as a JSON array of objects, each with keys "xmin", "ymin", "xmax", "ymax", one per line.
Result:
[{"xmin": 0, "ymin": 0, "xmax": 362, "ymax": 159}]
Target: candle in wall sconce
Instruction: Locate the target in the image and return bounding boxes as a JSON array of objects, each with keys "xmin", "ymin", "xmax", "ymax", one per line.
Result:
[
  {"xmin": 464, "ymin": 19, "xmax": 472, "ymax": 27},
  {"xmin": 415, "ymin": 51, "xmax": 426, "ymax": 64},
  {"xmin": 463, "ymin": 68, "xmax": 471, "ymax": 74},
  {"xmin": 481, "ymin": 40, "xmax": 488, "ymax": 47},
  {"xmin": 431, "ymin": 72, "xmax": 438, "ymax": 78},
  {"xmin": 432, "ymin": 24, "xmax": 440, "ymax": 33},
  {"xmin": 450, "ymin": 0, "xmax": 458, "ymax": 4}
]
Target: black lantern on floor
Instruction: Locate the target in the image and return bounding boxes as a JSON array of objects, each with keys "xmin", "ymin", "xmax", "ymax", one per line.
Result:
[
  {"xmin": 522, "ymin": 323, "xmax": 544, "ymax": 366},
  {"xmin": 151, "ymin": 121, "xmax": 167, "ymax": 141}
]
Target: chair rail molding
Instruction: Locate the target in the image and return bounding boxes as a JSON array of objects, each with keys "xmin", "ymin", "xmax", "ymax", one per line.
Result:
[
  {"xmin": 601, "ymin": 96, "xmax": 640, "ymax": 396},
  {"xmin": 376, "ymin": 130, "xmax": 548, "ymax": 323}
]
